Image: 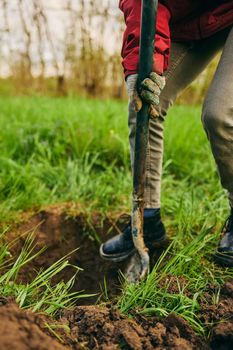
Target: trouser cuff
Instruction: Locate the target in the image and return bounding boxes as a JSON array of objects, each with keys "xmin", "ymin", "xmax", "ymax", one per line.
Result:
[{"xmin": 144, "ymin": 208, "xmax": 160, "ymax": 218}]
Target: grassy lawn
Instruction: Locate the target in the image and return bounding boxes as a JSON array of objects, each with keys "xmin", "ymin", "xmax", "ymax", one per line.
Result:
[
  {"xmin": 0, "ymin": 96, "xmax": 131, "ymax": 221},
  {"xmin": 0, "ymin": 96, "xmax": 232, "ymax": 336},
  {"xmin": 0, "ymin": 96, "xmax": 228, "ymax": 221}
]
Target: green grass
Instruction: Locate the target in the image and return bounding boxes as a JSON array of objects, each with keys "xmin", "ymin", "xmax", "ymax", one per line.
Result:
[
  {"xmin": 0, "ymin": 96, "xmax": 131, "ymax": 221},
  {"xmin": 119, "ymin": 228, "xmax": 233, "ymax": 336},
  {"xmin": 0, "ymin": 96, "xmax": 232, "ymax": 336},
  {"xmin": 0, "ymin": 97, "xmax": 228, "ymax": 223}
]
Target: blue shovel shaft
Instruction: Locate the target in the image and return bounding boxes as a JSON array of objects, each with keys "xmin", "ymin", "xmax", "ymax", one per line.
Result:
[{"xmin": 132, "ymin": 0, "xmax": 158, "ymax": 278}]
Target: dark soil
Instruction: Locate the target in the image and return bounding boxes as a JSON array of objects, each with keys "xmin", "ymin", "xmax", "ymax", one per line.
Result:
[
  {"xmin": 0, "ymin": 298, "xmax": 210, "ymax": 350},
  {"xmin": 199, "ymin": 281, "xmax": 233, "ymax": 325},
  {"xmin": 200, "ymin": 280, "xmax": 233, "ymax": 350},
  {"xmin": 63, "ymin": 305, "xmax": 209, "ymax": 350},
  {"xmin": 1, "ymin": 299, "xmax": 232, "ymax": 350},
  {"xmin": 7, "ymin": 205, "xmax": 130, "ymax": 304},
  {"xmin": 3, "ymin": 206, "xmax": 233, "ymax": 350}
]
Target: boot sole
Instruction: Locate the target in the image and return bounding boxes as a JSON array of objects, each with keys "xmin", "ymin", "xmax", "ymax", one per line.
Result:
[
  {"xmin": 214, "ymin": 251, "xmax": 233, "ymax": 267},
  {"xmin": 99, "ymin": 245, "xmax": 135, "ymax": 263},
  {"xmin": 99, "ymin": 234, "xmax": 168, "ymax": 263}
]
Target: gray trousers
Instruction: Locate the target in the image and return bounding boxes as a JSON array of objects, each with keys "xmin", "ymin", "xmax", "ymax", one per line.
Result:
[{"xmin": 127, "ymin": 26, "xmax": 233, "ymax": 208}]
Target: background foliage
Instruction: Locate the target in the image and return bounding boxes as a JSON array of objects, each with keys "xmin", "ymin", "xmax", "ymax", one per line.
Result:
[{"xmin": 0, "ymin": 0, "xmax": 220, "ymax": 102}]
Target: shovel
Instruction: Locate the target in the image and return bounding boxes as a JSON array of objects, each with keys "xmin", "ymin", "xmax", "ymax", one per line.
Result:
[{"xmin": 126, "ymin": 0, "xmax": 158, "ymax": 283}]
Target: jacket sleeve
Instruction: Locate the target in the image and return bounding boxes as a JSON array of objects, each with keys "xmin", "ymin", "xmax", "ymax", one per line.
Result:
[{"xmin": 119, "ymin": 0, "xmax": 171, "ymax": 78}]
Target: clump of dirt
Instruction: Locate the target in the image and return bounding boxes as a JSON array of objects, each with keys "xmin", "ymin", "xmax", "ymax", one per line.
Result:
[
  {"xmin": 63, "ymin": 305, "xmax": 209, "ymax": 350},
  {"xmin": 1, "ymin": 297, "xmax": 233, "ymax": 350},
  {"xmin": 0, "ymin": 299, "xmax": 210, "ymax": 350},
  {"xmin": 211, "ymin": 322, "xmax": 233, "ymax": 350},
  {"xmin": 0, "ymin": 299, "xmax": 68, "ymax": 350},
  {"xmin": 199, "ymin": 280, "xmax": 233, "ymax": 325},
  {"xmin": 199, "ymin": 279, "xmax": 233, "ymax": 350}
]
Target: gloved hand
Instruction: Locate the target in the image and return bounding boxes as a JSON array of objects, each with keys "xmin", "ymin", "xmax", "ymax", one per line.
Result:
[{"xmin": 131, "ymin": 72, "xmax": 166, "ymax": 118}]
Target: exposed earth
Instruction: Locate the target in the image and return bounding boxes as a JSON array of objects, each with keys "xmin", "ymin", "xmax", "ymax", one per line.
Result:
[{"xmin": 1, "ymin": 206, "xmax": 233, "ymax": 350}]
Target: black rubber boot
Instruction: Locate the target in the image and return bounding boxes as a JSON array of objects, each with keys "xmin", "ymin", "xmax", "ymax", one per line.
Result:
[
  {"xmin": 214, "ymin": 208, "xmax": 233, "ymax": 267},
  {"xmin": 99, "ymin": 210, "xmax": 167, "ymax": 262}
]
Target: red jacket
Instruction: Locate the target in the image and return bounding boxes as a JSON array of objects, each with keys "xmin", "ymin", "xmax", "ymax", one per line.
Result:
[{"xmin": 119, "ymin": 0, "xmax": 233, "ymax": 77}]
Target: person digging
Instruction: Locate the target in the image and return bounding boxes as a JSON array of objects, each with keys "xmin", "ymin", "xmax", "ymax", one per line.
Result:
[{"xmin": 100, "ymin": 0, "xmax": 233, "ymax": 268}]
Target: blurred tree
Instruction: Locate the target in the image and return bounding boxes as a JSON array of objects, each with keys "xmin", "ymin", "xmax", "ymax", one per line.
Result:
[{"xmin": 0, "ymin": 0, "xmax": 220, "ymax": 102}]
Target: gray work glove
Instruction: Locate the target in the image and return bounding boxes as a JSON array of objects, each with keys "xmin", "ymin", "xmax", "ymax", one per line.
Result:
[{"xmin": 128, "ymin": 72, "xmax": 166, "ymax": 118}]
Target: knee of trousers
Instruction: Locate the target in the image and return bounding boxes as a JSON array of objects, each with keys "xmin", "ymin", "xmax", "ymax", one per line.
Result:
[{"xmin": 201, "ymin": 100, "xmax": 229, "ymax": 138}]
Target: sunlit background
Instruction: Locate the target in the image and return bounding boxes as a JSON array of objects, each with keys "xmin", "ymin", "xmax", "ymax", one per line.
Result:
[{"xmin": 0, "ymin": 0, "xmax": 219, "ymax": 101}]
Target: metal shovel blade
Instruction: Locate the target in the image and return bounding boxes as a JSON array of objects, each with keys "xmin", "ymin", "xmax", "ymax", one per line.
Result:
[{"xmin": 124, "ymin": 253, "xmax": 143, "ymax": 284}]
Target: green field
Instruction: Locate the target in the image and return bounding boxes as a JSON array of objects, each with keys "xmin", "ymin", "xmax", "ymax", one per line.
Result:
[
  {"xmin": 0, "ymin": 96, "xmax": 228, "ymax": 220},
  {"xmin": 0, "ymin": 96, "xmax": 232, "ymax": 339}
]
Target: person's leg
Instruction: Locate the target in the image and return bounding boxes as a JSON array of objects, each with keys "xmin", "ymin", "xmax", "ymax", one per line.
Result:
[
  {"xmin": 201, "ymin": 27, "xmax": 233, "ymax": 265},
  {"xmin": 100, "ymin": 28, "xmax": 229, "ymax": 262},
  {"xmin": 143, "ymin": 28, "xmax": 231, "ymax": 209},
  {"xmin": 202, "ymin": 27, "xmax": 233, "ymax": 207}
]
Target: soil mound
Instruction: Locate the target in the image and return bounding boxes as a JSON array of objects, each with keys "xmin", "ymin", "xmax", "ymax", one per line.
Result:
[
  {"xmin": 0, "ymin": 300, "xmax": 68, "ymax": 350},
  {"xmin": 1, "ymin": 298, "xmax": 232, "ymax": 350},
  {"xmin": 64, "ymin": 305, "xmax": 208, "ymax": 350}
]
